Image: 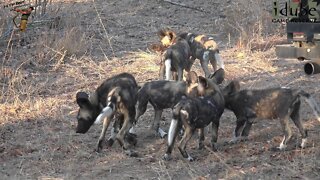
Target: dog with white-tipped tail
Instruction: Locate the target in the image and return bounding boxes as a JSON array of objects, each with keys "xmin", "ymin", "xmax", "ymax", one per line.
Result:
[{"xmin": 163, "ymin": 75, "xmax": 225, "ymax": 161}]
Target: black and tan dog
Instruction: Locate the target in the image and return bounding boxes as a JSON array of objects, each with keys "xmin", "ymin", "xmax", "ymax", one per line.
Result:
[
  {"xmin": 75, "ymin": 73, "xmax": 139, "ymax": 153},
  {"xmin": 157, "ymin": 28, "xmax": 193, "ymax": 81},
  {"xmin": 157, "ymin": 28, "xmax": 224, "ymax": 78},
  {"xmin": 223, "ymin": 81, "xmax": 320, "ymax": 150},
  {"xmin": 179, "ymin": 32, "xmax": 224, "ymax": 77},
  {"xmin": 163, "ymin": 74, "xmax": 225, "ymax": 161},
  {"xmin": 134, "ymin": 71, "xmax": 199, "ymax": 138}
]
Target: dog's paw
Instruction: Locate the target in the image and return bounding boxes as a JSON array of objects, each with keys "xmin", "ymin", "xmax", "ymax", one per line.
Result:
[
  {"xmin": 125, "ymin": 150, "xmax": 139, "ymax": 157},
  {"xmin": 198, "ymin": 143, "xmax": 204, "ymax": 150},
  {"xmin": 163, "ymin": 153, "xmax": 172, "ymax": 161},
  {"xmin": 239, "ymin": 136, "xmax": 249, "ymax": 142},
  {"xmin": 187, "ymin": 155, "xmax": 194, "ymax": 162},
  {"xmin": 125, "ymin": 133, "xmax": 138, "ymax": 146},
  {"xmin": 96, "ymin": 139, "xmax": 104, "ymax": 152},
  {"xmin": 106, "ymin": 138, "xmax": 115, "ymax": 147},
  {"xmin": 158, "ymin": 128, "xmax": 168, "ymax": 138},
  {"xmin": 229, "ymin": 137, "xmax": 239, "ymax": 144},
  {"xmin": 211, "ymin": 145, "xmax": 218, "ymax": 152},
  {"xmin": 278, "ymin": 143, "xmax": 287, "ymax": 151},
  {"xmin": 300, "ymin": 138, "xmax": 307, "ymax": 149}
]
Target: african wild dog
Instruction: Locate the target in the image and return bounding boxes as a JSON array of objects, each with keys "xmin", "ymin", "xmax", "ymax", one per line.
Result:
[
  {"xmin": 134, "ymin": 71, "xmax": 200, "ymax": 138},
  {"xmin": 163, "ymin": 73, "xmax": 225, "ymax": 161},
  {"xmin": 157, "ymin": 28, "xmax": 193, "ymax": 81},
  {"xmin": 179, "ymin": 32, "xmax": 224, "ymax": 78},
  {"xmin": 223, "ymin": 80, "xmax": 320, "ymax": 150},
  {"xmin": 75, "ymin": 73, "xmax": 139, "ymax": 154}
]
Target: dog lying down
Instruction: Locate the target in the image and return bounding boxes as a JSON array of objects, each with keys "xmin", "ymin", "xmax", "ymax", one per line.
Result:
[{"xmin": 223, "ymin": 81, "xmax": 320, "ymax": 150}]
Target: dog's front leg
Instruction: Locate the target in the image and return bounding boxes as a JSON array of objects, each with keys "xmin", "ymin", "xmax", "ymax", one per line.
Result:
[
  {"xmin": 198, "ymin": 128, "xmax": 205, "ymax": 150},
  {"xmin": 177, "ymin": 67, "xmax": 183, "ymax": 81},
  {"xmin": 230, "ymin": 117, "xmax": 246, "ymax": 143},
  {"xmin": 239, "ymin": 120, "xmax": 253, "ymax": 141},
  {"xmin": 96, "ymin": 116, "xmax": 112, "ymax": 152},
  {"xmin": 211, "ymin": 121, "xmax": 219, "ymax": 151},
  {"xmin": 278, "ymin": 116, "xmax": 292, "ymax": 150}
]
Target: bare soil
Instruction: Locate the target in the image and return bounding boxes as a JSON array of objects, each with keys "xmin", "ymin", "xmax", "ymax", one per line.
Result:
[{"xmin": 1, "ymin": 0, "xmax": 320, "ymax": 179}]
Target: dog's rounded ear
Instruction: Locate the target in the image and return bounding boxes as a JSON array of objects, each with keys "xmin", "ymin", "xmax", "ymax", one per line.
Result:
[
  {"xmin": 198, "ymin": 76, "xmax": 209, "ymax": 89},
  {"xmin": 224, "ymin": 80, "xmax": 241, "ymax": 95},
  {"xmin": 208, "ymin": 68, "xmax": 225, "ymax": 85},
  {"xmin": 185, "ymin": 71, "xmax": 198, "ymax": 84},
  {"xmin": 168, "ymin": 31, "xmax": 176, "ymax": 41},
  {"xmin": 76, "ymin": 92, "xmax": 90, "ymax": 108},
  {"xmin": 158, "ymin": 28, "xmax": 169, "ymax": 38}
]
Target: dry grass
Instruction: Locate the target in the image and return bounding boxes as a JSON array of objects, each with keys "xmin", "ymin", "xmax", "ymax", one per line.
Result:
[{"xmin": 1, "ymin": 0, "xmax": 320, "ymax": 179}]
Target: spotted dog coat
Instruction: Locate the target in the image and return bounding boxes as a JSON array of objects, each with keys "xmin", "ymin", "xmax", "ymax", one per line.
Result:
[
  {"xmin": 164, "ymin": 73, "xmax": 225, "ymax": 161},
  {"xmin": 135, "ymin": 71, "xmax": 200, "ymax": 138},
  {"xmin": 157, "ymin": 29, "xmax": 193, "ymax": 81},
  {"xmin": 179, "ymin": 32, "xmax": 224, "ymax": 77},
  {"xmin": 223, "ymin": 81, "xmax": 320, "ymax": 150},
  {"xmin": 75, "ymin": 73, "xmax": 139, "ymax": 153}
]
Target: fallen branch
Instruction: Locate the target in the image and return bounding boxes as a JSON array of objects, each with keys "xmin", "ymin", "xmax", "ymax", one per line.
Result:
[{"xmin": 162, "ymin": 0, "xmax": 206, "ymax": 13}]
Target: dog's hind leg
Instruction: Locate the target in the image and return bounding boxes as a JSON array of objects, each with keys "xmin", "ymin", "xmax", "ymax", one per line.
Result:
[
  {"xmin": 278, "ymin": 115, "xmax": 292, "ymax": 150},
  {"xmin": 209, "ymin": 52, "xmax": 218, "ymax": 73},
  {"xmin": 116, "ymin": 111, "xmax": 133, "ymax": 150},
  {"xmin": 106, "ymin": 115, "xmax": 122, "ymax": 147},
  {"xmin": 177, "ymin": 67, "xmax": 183, "ymax": 81},
  {"xmin": 213, "ymin": 52, "xmax": 224, "ymax": 70},
  {"xmin": 211, "ymin": 121, "xmax": 219, "ymax": 151},
  {"xmin": 153, "ymin": 109, "xmax": 167, "ymax": 138},
  {"xmin": 178, "ymin": 125, "xmax": 194, "ymax": 161},
  {"xmin": 198, "ymin": 128, "xmax": 205, "ymax": 150},
  {"xmin": 96, "ymin": 116, "xmax": 113, "ymax": 152},
  {"xmin": 201, "ymin": 51, "xmax": 211, "ymax": 77},
  {"xmin": 290, "ymin": 101, "xmax": 308, "ymax": 148}
]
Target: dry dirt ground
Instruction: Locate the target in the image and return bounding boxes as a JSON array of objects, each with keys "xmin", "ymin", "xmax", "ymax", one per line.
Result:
[{"xmin": 1, "ymin": 0, "xmax": 320, "ymax": 179}]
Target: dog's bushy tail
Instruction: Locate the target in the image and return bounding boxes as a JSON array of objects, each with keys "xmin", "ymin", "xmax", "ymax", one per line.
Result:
[
  {"xmin": 168, "ymin": 98, "xmax": 187, "ymax": 146},
  {"xmin": 298, "ymin": 90, "xmax": 320, "ymax": 122}
]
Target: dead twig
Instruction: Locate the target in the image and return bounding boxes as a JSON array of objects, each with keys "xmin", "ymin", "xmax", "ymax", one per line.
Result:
[{"xmin": 162, "ymin": 0, "xmax": 206, "ymax": 13}]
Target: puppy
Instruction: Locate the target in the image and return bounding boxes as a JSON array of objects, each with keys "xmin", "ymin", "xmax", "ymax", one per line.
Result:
[
  {"xmin": 157, "ymin": 29, "xmax": 193, "ymax": 81},
  {"xmin": 163, "ymin": 74, "xmax": 225, "ymax": 161},
  {"xmin": 179, "ymin": 32, "xmax": 224, "ymax": 77},
  {"xmin": 75, "ymin": 73, "xmax": 139, "ymax": 153},
  {"xmin": 223, "ymin": 81, "xmax": 320, "ymax": 150}
]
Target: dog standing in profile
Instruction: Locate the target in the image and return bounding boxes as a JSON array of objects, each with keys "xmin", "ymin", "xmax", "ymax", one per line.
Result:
[
  {"xmin": 163, "ymin": 73, "xmax": 225, "ymax": 161},
  {"xmin": 157, "ymin": 29, "xmax": 193, "ymax": 81},
  {"xmin": 223, "ymin": 81, "xmax": 320, "ymax": 150},
  {"xmin": 75, "ymin": 73, "xmax": 139, "ymax": 154},
  {"xmin": 134, "ymin": 71, "xmax": 199, "ymax": 138},
  {"xmin": 179, "ymin": 32, "xmax": 224, "ymax": 77}
]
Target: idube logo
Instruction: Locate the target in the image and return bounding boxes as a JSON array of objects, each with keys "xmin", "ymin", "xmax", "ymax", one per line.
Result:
[{"xmin": 272, "ymin": 0, "xmax": 319, "ymax": 23}]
